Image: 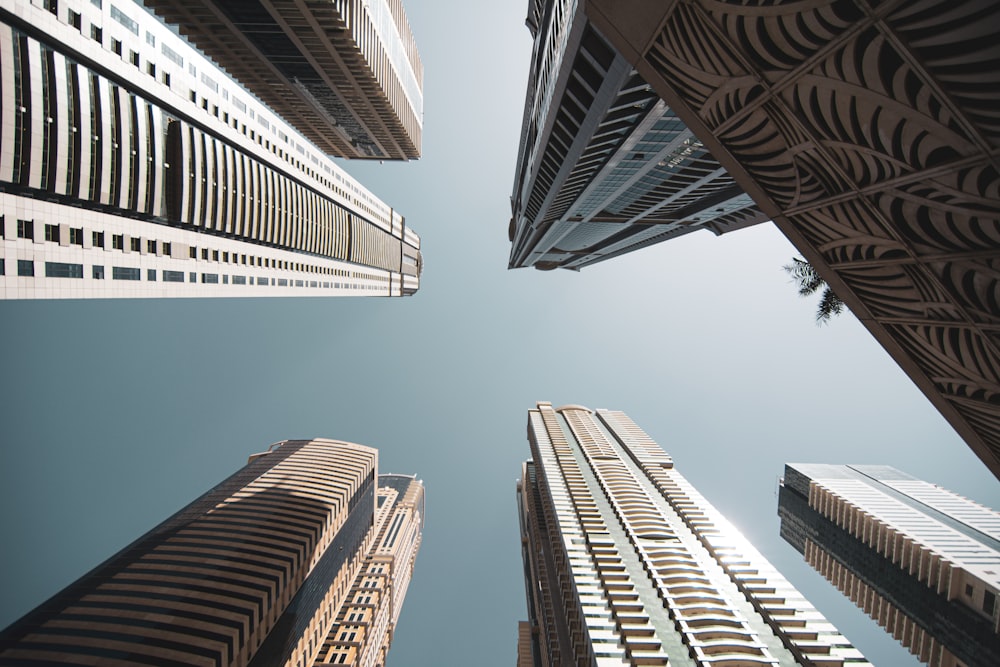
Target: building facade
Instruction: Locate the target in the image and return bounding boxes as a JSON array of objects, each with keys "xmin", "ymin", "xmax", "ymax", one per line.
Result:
[
  {"xmin": 0, "ymin": 439, "xmax": 424, "ymax": 667},
  {"xmin": 0, "ymin": 0, "xmax": 421, "ymax": 299},
  {"xmin": 508, "ymin": 0, "xmax": 766, "ymax": 271},
  {"xmin": 578, "ymin": 0, "xmax": 1000, "ymax": 477},
  {"xmin": 778, "ymin": 463, "xmax": 1000, "ymax": 667},
  {"xmin": 143, "ymin": 0, "xmax": 422, "ymax": 161},
  {"xmin": 517, "ymin": 401, "xmax": 871, "ymax": 667}
]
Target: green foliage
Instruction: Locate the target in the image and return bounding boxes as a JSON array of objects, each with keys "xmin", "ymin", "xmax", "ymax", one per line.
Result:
[{"xmin": 783, "ymin": 258, "xmax": 845, "ymax": 325}]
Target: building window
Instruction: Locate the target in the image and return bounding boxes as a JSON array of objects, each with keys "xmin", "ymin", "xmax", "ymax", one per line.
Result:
[
  {"xmin": 130, "ymin": 50, "xmax": 139, "ymax": 67},
  {"xmin": 162, "ymin": 242, "xmax": 171, "ymax": 256},
  {"xmin": 201, "ymin": 273, "xmax": 219, "ymax": 284},
  {"xmin": 212, "ymin": 250, "xmax": 219, "ymax": 261},
  {"xmin": 92, "ymin": 231, "xmax": 105, "ymax": 248},
  {"xmin": 45, "ymin": 262, "xmax": 84, "ymax": 278},
  {"xmin": 130, "ymin": 237, "xmax": 140, "ymax": 252},
  {"xmin": 147, "ymin": 62, "xmax": 155, "ymax": 77},
  {"xmin": 145, "ymin": 31, "xmax": 155, "ymax": 46},
  {"xmin": 163, "ymin": 270, "xmax": 184, "ymax": 283},
  {"xmin": 70, "ymin": 227, "xmax": 83, "ymax": 245},
  {"xmin": 92, "ymin": 265, "xmax": 105, "ymax": 279},
  {"xmin": 111, "ymin": 38, "xmax": 122, "ymax": 56},
  {"xmin": 17, "ymin": 219, "xmax": 34, "ymax": 240},
  {"xmin": 147, "ymin": 269, "xmax": 156, "ymax": 281},
  {"xmin": 147, "ymin": 240, "xmax": 156, "ymax": 254},
  {"xmin": 112, "ymin": 234, "xmax": 124, "ymax": 250},
  {"xmin": 17, "ymin": 260, "xmax": 34, "ymax": 276},
  {"xmin": 189, "ymin": 272, "xmax": 197, "ymax": 283},
  {"xmin": 202, "ymin": 248, "xmax": 209, "ymax": 260},
  {"xmin": 68, "ymin": 9, "xmax": 82, "ymax": 30},
  {"xmin": 232, "ymin": 275, "xmax": 246, "ymax": 285},
  {"xmin": 90, "ymin": 24, "xmax": 102, "ymax": 44},
  {"xmin": 112, "ymin": 266, "xmax": 140, "ymax": 280},
  {"xmin": 110, "ymin": 5, "xmax": 138, "ymax": 34},
  {"xmin": 189, "ymin": 246, "xmax": 197, "ymax": 259},
  {"xmin": 985, "ymin": 590, "xmax": 997, "ymax": 616},
  {"xmin": 161, "ymin": 71, "xmax": 170, "ymax": 87},
  {"xmin": 967, "ymin": 584, "xmax": 975, "ymax": 597},
  {"xmin": 45, "ymin": 224, "xmax": 60, "ymax": 243}
]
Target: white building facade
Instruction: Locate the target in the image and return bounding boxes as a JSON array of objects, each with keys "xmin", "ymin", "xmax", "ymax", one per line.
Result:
[
  {"xmin": 0, "ymin": 0, "xmax": 421, "ymax": 299},
  {"xmin": 517, "ymin": 402, "xmax": 871, "ymax": 667}
]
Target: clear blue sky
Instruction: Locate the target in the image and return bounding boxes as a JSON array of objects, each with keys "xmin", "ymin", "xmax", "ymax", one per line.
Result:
[{"xmin": 0, "ymin": 2, "xmax": 996, "ymax": 666}]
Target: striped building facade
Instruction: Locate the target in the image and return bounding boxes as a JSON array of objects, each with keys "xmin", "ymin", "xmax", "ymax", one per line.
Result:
[
  {"xmin": 142, "ymin": 0, "xmax": 423, "ymax": 161},
  {"xmin": 0, "ymin": 0, "xmax": 421, "ymax": 299},
  {"xmin": 517, "ymin": 402, "xmax": 871, "ymax": 667},
  {"xmin": 0, "ymin": 439, "xmax": 424, "ymax": 667},
  {"xmin": 779, "ymin": 463, "xmax": 1000, "ymax": 667},
  {"xmin": 508, "ymin": 0, "xmax": 766, "ymax": 271}
]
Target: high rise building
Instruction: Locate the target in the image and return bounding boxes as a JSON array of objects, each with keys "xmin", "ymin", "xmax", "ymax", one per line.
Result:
[
  {"xmin": 574, "ymin": 0, "xmax": 1000, "ymax": 477},
  {"xmin": 508, "ymin": 0, "xmax": 767, "ymax": 271},
  {"xmin": 517, "ymin": 401, "xmax": 871, "ymax": 667},
  {"xmin": 0, "ymin": 0, "xmax": 421, "ymax": 300},
  {"xmin": 142, "ymin": 0, "xmax": 423, "ymax": 160},
  {"xmin": 0, "ymin": 438, "xmax": 424, "ymax": 667},
  {"xmin": 778, "ymin": 463, "xmax": 1000, "ymax": 667}
]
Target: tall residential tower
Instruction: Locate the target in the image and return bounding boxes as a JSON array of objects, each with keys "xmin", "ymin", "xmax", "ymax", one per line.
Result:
[
  {"xmin": 0, "ymin": 439, "xmax": 424, "ymax": 667},
  {"xmin": 508, "ymin": 0, "xmax": 766, "ymax": 271},
  {"xmin": 0, "ymin": 0, "xmax": 421, "ymax": 299},
  {"xmin": 142, "ymin": 0, "xmax": 423, "ymax": 160},
  {"xmin": 778, "ymin": 463, "xmax": 1000, "ymax": 667},
  {"xmin": 517, "ymin": 402, "xmax": 870, "ymax": 667}
]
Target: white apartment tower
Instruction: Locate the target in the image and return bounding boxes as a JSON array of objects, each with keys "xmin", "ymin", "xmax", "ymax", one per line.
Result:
[
  {"xmin": 779, "ymin": 464, "xmax": 1000, "ymax": 667},
  {"xmin": 0, "ymin": 0, "xmax": 421, "ymax": 299},
  {"xmin": 517, "ymin": 402, "xmax": 872, "ymax": 667}
]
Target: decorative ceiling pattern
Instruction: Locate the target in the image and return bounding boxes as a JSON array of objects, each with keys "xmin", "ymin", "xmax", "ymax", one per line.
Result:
[{"xmin": 590, "ymin": 0, "xmax": 1000, "ymax": 476}]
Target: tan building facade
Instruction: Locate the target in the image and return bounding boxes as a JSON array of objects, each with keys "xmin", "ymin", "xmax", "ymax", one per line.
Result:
[
  {"xmin": 518, "ymin": 402, "xmax": 872, "ymax": 667},
  {"xmin": 0, "ymin": 439, "xmax": 424, "ymax": 667}
]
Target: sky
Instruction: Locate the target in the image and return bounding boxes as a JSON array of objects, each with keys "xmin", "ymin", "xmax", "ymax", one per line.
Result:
[{"xmin": 1, "ymin": 1, "xmax": 998, "ymax": 666}]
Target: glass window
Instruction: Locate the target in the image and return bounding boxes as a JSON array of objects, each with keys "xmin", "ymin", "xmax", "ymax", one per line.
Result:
[
  {"xmin": 70, "ymin": 228, "xmax": 84, "ymax": 245},
  {"xmin": 17, "ymin": 260, "xmax": 34, "ymax": 276},
  {"xmin": 112, "ymin": 234, "xmax": 124, "ymax": 250},
  {"xmin": 232, "ymin": 275, "xmax": 246, "ymax": 285},
  {"xmin": 130, "ymin": 237, "xmax": 140, "ymax": 252},
  {"xmin": 163, "ymin": 270, "xmax": 184, "ymax": 283},
  {"xmin": 147, "ymin": 269, "xmax": 156, "ymax": 281},
  {"xmin": 92, "ymin": 231, "xmax": 105, "ymax": 248},
  {"xmin": 92, "ymin": 265, "xmax": 105, "ymax": 279},
  {"xmin": 17, "ymin": 219, "xmax": 34, "ymax": 239},
  {"xmin": 189, "ymin": 272, "xmax": 196, "ymax": 282},
  {"xmin": 45, "ymin": 262, "xmax": 84, "ymax": 278},
  {"xmin": 0, "ymin": 258, "xmax": 4, "ymax": 275},
  {"xmin": 201, "ymin": 273, "xmax": 219, "ymax": 284},
  {"xmin": 45, "ymin": 224, "xmax": 59, "ymax": 242},
  {"xmin": 112, "ymin": 266, "xmax": 140, "ymax": 280}
]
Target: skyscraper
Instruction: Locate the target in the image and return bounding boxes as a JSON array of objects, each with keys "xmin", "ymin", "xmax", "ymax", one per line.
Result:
[
  {"xmin": 574, "ymin": 0, "xmax": 1000, "ymax": 478},
  {"xmin": 517, "ymin": 401, "xmax": 871, "ymax": 667},
  {"xmin": 142, "ymin": 0, "xmax": 423, "ymax": 160},
  {"xmin": 508, "ymin": 0, "xmax": 766, "ymax": 271},
  {"xmin": 0, "ymin": 438, "xmax": 424, "ymax": 667},
  {"xmin": 0, "ymin": 0, "xmax": 421, "ymax": 299},
  {"xmin": 778, "ymin": 463, "xmax": 1000, "ymax": 667}
]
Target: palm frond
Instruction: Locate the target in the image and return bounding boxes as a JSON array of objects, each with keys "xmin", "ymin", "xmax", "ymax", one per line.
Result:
[{"xmin": 816, "ymin": 286, "xmax": 845, "ymax": 325}]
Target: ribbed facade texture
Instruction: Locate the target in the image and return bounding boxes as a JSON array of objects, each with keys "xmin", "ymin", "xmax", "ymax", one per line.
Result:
[
  {"xmin": 0, "ymin": 0, "xmax": 421, "ymax": 300},
  {"xmin": 778, "ymin": 463, "xmax": 1000, "ymax": 667},
  {"xmin": 517, "ymin": 402, "xmax": 871, "ymax": 667},
  {"xmin": 581, "ymin": 0, "xmax": 1000, "ymax": 478},
  {"xmin": 508, "ymin": 0, "xmax": 766, "ymax": 271},
  {"xmin": 0, "ymin": 439, "xmax": 424, "ymax": 667},
  {"xmin": 143, "ymin": 0, "xmax": 423, "ymax": 160}
]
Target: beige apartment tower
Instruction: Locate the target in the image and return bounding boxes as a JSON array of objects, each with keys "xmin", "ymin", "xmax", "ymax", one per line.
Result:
[
  {"xmin": 517, "ymin": 402, "xmax": 871, "ymax": 667},
  {"xmin": 0, "ymin": 439, "xmax": 424, "ymax": 667}
]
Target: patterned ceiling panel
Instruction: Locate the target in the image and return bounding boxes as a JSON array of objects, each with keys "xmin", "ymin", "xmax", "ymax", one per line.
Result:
[{"xmin": 588, "ymin": 0, "xmax": 1000, "ymax": 475}]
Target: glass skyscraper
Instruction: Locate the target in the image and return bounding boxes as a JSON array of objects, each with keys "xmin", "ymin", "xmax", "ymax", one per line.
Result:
[{"xmin": 508, "ymin": 0, "xmax": 765, "ymax": 271}]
